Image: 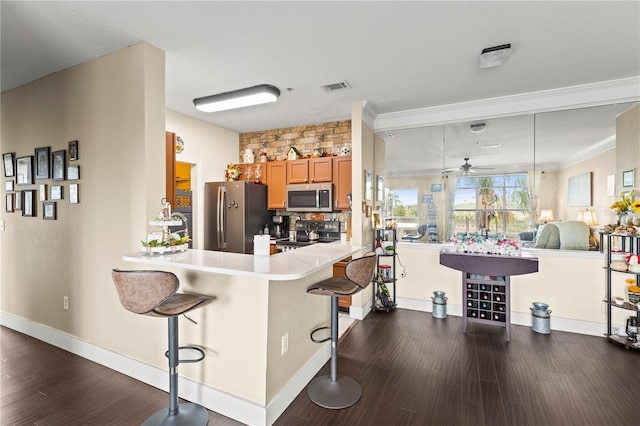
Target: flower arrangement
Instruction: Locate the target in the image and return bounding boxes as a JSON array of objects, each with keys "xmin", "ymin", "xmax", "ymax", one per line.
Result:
[
  {"xmin": 449, "ymin": 235, "xmax": 520, "ymax": 255},
  {"xmin": 224, "ymin": 164, "xmax": 241, "ymax": 181},
  {"xmin": 610, "ymin": 191, "xmax": 635, "ymax": 215}
]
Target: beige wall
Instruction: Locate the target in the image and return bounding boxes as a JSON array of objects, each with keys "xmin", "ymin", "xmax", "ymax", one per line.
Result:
[
  {"xmin": 547, "ymin": 148, "xmax": 617, "ymax": 226},
  {"xmin": 616, "ymin": 103, "xmax": 640, "ymax": 192},
  {"xmin": 0, "ymin": 43, "xmax": 166, "ymax": 348},
  {"xmin": 166, "ymin": 110, "xmax": 239, "ymax": 248}
]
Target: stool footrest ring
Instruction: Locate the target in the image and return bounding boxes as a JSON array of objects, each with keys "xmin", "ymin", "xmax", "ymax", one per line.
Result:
[
  {"xmin": 165, "ymin": 346, "xmax": 206, "ymax": 364},
  {"xmin": 310, "ymin": 326, "xmax": 331, "ymax": 343}
]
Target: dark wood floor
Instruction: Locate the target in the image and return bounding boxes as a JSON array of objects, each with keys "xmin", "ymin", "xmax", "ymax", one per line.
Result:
[{"xmin": 2, "ymin": 309, "xmax": 640, "ymax": 425}]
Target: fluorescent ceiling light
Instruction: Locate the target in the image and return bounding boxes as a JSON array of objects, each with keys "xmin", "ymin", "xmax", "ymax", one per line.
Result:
[
  {"xmin": 194, "ymin": 84, "xmax": 280, "ymax": 113},
  {"xmin": 479, "ymin": 44, "xmax": 512, "ymax": 68}
]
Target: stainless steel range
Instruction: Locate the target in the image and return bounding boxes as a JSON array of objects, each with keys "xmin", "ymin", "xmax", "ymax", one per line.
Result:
[{"xmin": 276, "ymin": 220, "xmax": 341, "ymax": 251}]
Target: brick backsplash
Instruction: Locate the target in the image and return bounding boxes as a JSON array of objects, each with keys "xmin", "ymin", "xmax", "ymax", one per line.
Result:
[{"xmin": 239, "ymin": 120, "xmax": 351, "ymax": 162}]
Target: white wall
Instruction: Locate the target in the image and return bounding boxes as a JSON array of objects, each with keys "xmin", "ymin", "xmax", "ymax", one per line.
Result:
[{"xmin": 165, "ymin": 110, "xmax": 239, "ymax": 248}]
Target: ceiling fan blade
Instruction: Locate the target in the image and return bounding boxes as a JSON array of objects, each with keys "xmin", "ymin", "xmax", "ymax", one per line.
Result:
[{"xmin": 442, "ymin": 168, "xmax": 459, "ymax": 172}]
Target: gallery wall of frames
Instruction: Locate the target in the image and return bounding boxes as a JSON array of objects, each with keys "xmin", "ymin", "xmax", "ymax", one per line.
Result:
[{"xmin": 3, "ymin": 140, "xmax": 80, "ymax": 220}]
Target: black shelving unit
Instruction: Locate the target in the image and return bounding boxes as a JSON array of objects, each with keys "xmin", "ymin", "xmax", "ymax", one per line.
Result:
[
  {"xmin": 372, "ymin": 228, "xmax": 397, "ymax": 312},
  {"xmin": 603, "ymin": 232, "xmax": 640, "ymax": 350}
]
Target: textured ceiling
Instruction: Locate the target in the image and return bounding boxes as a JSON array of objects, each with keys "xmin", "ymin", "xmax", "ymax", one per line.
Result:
[{"xmin": 2, "ymin": 1, "xmax": 639, "ymax": 175}]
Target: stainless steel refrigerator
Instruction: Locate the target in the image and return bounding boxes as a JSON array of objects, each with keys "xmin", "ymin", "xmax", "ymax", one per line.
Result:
[{"xmin": 204, "ymin": 181, "xmax": 272, "ymax": 254}]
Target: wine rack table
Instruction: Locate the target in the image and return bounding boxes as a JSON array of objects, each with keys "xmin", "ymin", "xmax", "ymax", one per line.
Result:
[{"xmin": 440, "ymin": 249, "xmax": 539, "ymax": 341}]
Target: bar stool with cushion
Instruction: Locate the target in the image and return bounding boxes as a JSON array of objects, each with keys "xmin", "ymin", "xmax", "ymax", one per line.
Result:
[
  {"xmin": 306, "ymin": 252, "xmax": 377, "ymax": 409},
  {"xmin": 111, "ymin": 269, "xmax": 214, "ymax": 426}
]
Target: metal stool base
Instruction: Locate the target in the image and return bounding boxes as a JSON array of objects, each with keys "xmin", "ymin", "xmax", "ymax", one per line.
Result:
[
  {"xmin": 307, "ymin": 374, "xmax": 362, "ymax": 409},
  {"xmin": 142, "ymin": 402, "xmax": 208, "ymax": 425}
]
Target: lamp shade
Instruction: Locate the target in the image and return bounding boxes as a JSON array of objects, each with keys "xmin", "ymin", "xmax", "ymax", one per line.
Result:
[
  {"xmin": 194, "ymin": 84, "xmax": 280, "ymax": 113},
  {"xmin": 577, "ymin": 209, "xmax": 599, "ymax": 226},
  {"xmin": 539, "ymin": 209, "xmax": 555, "ymax": 223}
]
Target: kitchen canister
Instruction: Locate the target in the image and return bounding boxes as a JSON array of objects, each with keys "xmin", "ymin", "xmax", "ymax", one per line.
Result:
[
  {"xmin": 378, "ymin": 265, "xmax": 392, "ymax": 281},
  {"xmin": 431, "ymin": 291, "xmax": 447, "ymax": 319},
  {"xmin": 243, "ymin": 148, "xmax": 255, "ymax": 164},
  {"xmin": 530, "ymin": 302, "xmax": 552, "ymax": 334}
]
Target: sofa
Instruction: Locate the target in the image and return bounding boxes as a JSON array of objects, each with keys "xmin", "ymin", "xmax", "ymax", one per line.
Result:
[{"xmin": 533, "ymin": 221, "xmax": 592, "ymax": 250}]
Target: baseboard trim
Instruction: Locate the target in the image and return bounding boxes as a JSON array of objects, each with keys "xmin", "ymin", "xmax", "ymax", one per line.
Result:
[
  {"xmin": 396, "ymin": 297, "xmax": 606, "ymax": 337},
  {"xmin": 0, "ymin": 312, "xmax": 329, "ymax": 426}
]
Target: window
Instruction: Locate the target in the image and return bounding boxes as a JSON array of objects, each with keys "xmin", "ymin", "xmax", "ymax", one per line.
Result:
[
  {"xmin": 387, "ymin": 188, "xmax": 418, "ymax": 231},
  {"xmin": 452, "ymin": 174, "xmax": 530, "ymax": 238}
]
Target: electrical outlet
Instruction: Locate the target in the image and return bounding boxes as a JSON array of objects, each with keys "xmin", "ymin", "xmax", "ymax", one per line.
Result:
[
  {"xmin": 63, "ymin": 296, "xmax": 69, "ymax": 310},
  {"xmin": 281, "ymin": 333, "xmax": 289, "ymax": 355},
  {"xmin": 0, "ymin": 220, "xmax": 5, "ymax": 231}
]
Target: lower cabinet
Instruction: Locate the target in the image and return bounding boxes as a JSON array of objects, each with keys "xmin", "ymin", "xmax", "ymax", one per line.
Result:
[{"xmin": 333, "ymin": 256, "xmax": 352, "ymax": 309}]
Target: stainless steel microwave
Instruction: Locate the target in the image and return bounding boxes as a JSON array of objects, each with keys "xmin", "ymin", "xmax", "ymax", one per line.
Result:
[{"xmin": 286, "ymin": 183, "xmax": 333, "ymax": 212}]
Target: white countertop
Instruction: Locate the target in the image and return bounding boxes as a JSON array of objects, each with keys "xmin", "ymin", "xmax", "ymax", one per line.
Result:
[{"xmin": 123, "ymin": 241, "xmax": 363, "ymax": 281}]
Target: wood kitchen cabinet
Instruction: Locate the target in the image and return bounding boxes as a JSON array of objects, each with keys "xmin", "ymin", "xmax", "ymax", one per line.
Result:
[
  {"xmin": 286, "ymin": 157, "xmax": 333, "ymax": 184},
  {"xmin": 266, "ymin": 161, "xmax": 287, "ymax": 209},
  {"xmin": 333, "ymin": 156, "xmax": 352, "ymax": 210},
  {"xmin": 333, "ymin": 256, "xmax": 352, "ymax": 310}
]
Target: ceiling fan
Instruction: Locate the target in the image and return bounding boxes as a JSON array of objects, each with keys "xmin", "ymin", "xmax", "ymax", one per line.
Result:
[{"xmin": 443, "ymin": 157, "xmax": 494, "ymax": 174}]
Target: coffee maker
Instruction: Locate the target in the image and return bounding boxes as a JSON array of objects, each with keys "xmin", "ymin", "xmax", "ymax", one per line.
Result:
[{"xmin": 271, "ymin": 215, "xmax": 289, "ymax": 239}]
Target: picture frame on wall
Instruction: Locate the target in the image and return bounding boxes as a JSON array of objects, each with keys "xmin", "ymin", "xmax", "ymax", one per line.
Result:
[
  {"xmin": 52, "ymin": 150, "xmax": 66, "ymax": 181},
  {"xmin": 22, "ymin": 190, "xmax": 35, "ymax": 217},
  {"xmin": 431, "ymin": 183, "xmax": 443, "ymax": 193},
  {"xmin": 15, "ymin": 191, "xmax": 22, "ymax": 211},
  {"xmin": 39, "ymin": 184, "xmax": 47, "ymax": 201},
  {"xmin": 68, "ymin": 140, "xmax": 79, "ymax": 161},
  {"xmin": 377, "ymin": 175, "xmax": 384, "ymax": 202},
  {"xmin": 16, "ymin": 156, "xmax": 33, "ymax": 185},
  {"xmin": 35, "ymin": 146, "xmax": 50, "ymax": 180},
  {"xmin": 5, "ymin": 193, "xmax": 14, "ymax": 213},
  {"xmin": 51, "ymin": 185, "xmax": 63, "ymax": 200},
  {"xmin": 3, "ymin": 152, "xmax": 15, "ymax": 177},
  {"xmin": 69, "ymin": 183, "xmax": 79, "ymax": 204},
  {"xmin": 43, "ymin": 201, "xmax": 56, "ymax": 220},
  {"xmin": 67, "ymin": 165, "xmax": 80, "ymax": 180},
  {"xmin": 5, "ymin": 180, "xmax": 13, "ymax": 192},
  {"xmin": 365, "ymin": 170, "xmax": 373, "ymax": 201},
  {"xmin": 623, "ymin": 169, "xmax": 635, "ymax": 188},
  {"xmin": 372, "ymin": 210, "xmax": 382, "ymax": 229}
]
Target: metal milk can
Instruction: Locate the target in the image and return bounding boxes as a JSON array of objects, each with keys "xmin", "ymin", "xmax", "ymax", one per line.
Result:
[
  {"xmin": 530, "ymin": 302, "xmax": 552, "ymax": 334},
  {"xmin": 431, "ymin": 291, "xmax": 448, "ymax": 319}
]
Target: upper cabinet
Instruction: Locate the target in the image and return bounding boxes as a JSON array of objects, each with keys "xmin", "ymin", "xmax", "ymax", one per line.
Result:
[
  {"xmin": 287, "ymin": 157, "xmax": 333, "ymax": 184},
  {"xmin": 333, "ymin": 156, "xmax": 352, "ymax": 210},
  {"xmin": 266, "ymin": 161, "xmax": 287, "ymax": 209}
]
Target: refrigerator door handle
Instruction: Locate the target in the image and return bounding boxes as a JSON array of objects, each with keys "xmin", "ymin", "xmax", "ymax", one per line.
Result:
[{"xmin": 217, "ymin": 186, "xmax": 226, "ymax": 249}]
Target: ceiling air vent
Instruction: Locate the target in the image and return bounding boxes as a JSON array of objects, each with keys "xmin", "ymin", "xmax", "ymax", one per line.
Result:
[{"xmin": 320, "ymin": 81, "xmax": 350, "ymax": 91}]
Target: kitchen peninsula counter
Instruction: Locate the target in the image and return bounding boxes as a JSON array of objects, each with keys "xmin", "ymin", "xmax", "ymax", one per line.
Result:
[
  {"xmin": 121, "ymin": 240, "xmax": 363, "ymax": 426},
  {"xmin": 123, "ymin": 240, "xmax": 362, "ymax": 280}
]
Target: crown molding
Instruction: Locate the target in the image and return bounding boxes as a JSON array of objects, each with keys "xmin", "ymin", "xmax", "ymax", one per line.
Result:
[{"xmin": 374, "ymin": 77, "xmax": 640, "ymax": 132}]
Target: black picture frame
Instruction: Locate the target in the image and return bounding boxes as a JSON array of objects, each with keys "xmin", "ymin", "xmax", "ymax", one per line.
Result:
[
  {"xmin": 22, "ymin": 190, "xmax": 36, "ymax": 217},
  {"xmin": 3, "ymin": 152, "xmax": 15, "ymax": 177},
  {"xmin": 68, "ymin": 140, "xmax": 79, "ymax": 161},
  {"xmin": 52, "ymin": 150, "xmax": 66, "ymax": 181},
  {"xmin": 69, "ymin": 183, "xmax": 79, "ymax": 204},
  {"xmin": 51, "ymin": 185, "xmax": 63, "ymax": 200},
  {"xmin": 67, "ymin": 165, "xmax": 80, "ymax": 180},
  {"xmin": 43, "ymin": 201, "xmax": 56, "ymax": 220},
  {"xmin": 5, "ymin": 193, "xmax": 14, "ymax": 213},
  {"xmin": 35, "ymin": 146, "xmax": 50, "ymax": 180},
  {"xmin": 16, "ymin": 156, "xmax": 34, "ymax": 185},
  {"xmin": 623, "ymin": 169, "xmax": 635, "ymax": 188}
]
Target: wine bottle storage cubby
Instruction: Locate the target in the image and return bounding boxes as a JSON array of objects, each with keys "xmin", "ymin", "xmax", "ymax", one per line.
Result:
[{"xmin": 465, "ymin": 273, "xmax": 507, "ymax": 324}]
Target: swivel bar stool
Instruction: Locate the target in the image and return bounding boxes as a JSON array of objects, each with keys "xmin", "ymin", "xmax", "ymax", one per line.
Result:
[
  {"xmin": 306, "ymin": 252, "xmax": 377, "ymax": 409},
  {"xmin": 112, "ymin": 269, "xmax": 214, "ymax": 426}
]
